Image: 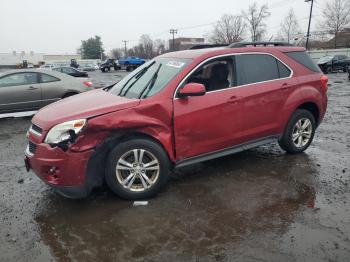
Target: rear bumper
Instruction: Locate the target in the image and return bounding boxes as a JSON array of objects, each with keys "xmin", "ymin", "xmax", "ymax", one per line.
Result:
[{"xmin": 25, "ymin": 142, "xmax": 94, "ymax": 198}]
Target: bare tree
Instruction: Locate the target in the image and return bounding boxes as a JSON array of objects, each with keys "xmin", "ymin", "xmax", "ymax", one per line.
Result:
[
  {"xmin": 279, "ymin": 9, "xmax": 300, "ymax": 43},
  {"xmin": 110, "ymin": 48, "xmax": 123, "ymax": 59},
  {"xmin": 139, "ymin": 34, "xmax": 154, "ymax": 59},
  {"xmin": 210, "ymin": 14, "xmax": 246, "ymax": 44},
  {"xmin": 153, "ymin": 39, "xmax": 166, "ymax": 55},
  {"xmin": 242, "ymin": 2, "xmax": 270, "ymax": 42},
  {"xmin": 321, "ymin": 0, "xmax": 350, "ymax": 48}
]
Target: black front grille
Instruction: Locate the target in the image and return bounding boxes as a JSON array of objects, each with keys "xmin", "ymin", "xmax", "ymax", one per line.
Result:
[
  {"xmin": 28, "ymin": 141, "xmax": 37, "ymax": 155},
  {"xmin": 31, "ymin": 124, "xmax": 43, "ymax": 135}
]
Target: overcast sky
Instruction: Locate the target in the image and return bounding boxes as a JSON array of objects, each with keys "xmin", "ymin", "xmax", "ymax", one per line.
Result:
[{"xmin": 0, "ymin": 0, "xmax": 323, "ymax": 54}]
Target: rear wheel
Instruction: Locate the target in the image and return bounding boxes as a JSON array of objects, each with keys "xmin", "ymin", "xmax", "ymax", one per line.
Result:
[
  {"xmin": 278, "ymin": 109, "xmax": 316, "ymax": 154},
  {"xmin": 105, "ymin": 138, "xmax": 170, "ymax": 200}
]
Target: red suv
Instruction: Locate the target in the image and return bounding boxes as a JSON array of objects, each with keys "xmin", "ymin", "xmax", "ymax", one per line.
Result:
[{"xmin": 24, "ymin": 42, "xmax": 328, "ymax": 200}]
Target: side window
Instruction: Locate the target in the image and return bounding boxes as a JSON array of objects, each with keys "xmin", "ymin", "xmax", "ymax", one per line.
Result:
[
  {"xmin": 62, "ymin": 67, "xmax": 75, "ymax": 74},
  {"xmin": 277, "ymin": 60, "xmax": 292, "ymax": 78},
  {"xmin": 40, "ymin": 73, "xmax": 60, "ymax": 83},
  {"xmin": 0, "ymin": 73, "xmax": 38, "ymax": 87},
  {"xmin": 186, "ymin": 57, "xmax": 234, "ymax": 92},
  {"xmin": 235, "ymin": 54, "xmax": 279, "ymax": 86}
]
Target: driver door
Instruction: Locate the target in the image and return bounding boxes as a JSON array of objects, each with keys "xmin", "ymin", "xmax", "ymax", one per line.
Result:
[
  {"xmin": 173, "ymin": 56, "xmax": 244, "ymax": 161},
  {"xmin": 0, "ymin": 72, "xmax": 41, "ymax": 113}
]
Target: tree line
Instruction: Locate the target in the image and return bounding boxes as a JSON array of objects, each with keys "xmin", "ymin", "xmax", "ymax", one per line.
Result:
[{"xmin": 79, "ymin": 0, "xmax": 350, "ymax": 60}]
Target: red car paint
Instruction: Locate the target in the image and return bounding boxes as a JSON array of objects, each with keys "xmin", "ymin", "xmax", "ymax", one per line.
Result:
[{"xmin": 25, "ymin": 45, "xmax": 327, "ymax": 198}]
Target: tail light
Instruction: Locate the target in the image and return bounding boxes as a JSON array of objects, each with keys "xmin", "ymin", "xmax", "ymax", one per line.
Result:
[
  {"xmin": 83, "ymin": 81, "xmax": 93, "ymax": 87},
  {"xmin": 320, "ymin": 75, "xmax": 328, "ymax": 93}
]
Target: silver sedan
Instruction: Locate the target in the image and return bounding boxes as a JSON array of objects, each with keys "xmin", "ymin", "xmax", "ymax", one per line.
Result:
[{"xmin": 0, "ymin": 69, "xmax": 93, "ymax": 113}]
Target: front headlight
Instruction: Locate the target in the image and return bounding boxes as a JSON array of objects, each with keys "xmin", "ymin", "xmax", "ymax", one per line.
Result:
[{"xmin": 44, "ymin": 119, "xmax": 87, "ymax": 144}]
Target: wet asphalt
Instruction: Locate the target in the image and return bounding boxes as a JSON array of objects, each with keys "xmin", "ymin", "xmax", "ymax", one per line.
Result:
[{"xmin": 0, "ymin": 71, "xmax": 349, "ymax": 262}]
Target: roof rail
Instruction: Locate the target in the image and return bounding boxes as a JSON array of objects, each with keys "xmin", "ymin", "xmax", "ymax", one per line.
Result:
[
  {"xmin": 189, "ymin": 44, "xmax": 229, "ymax": 50},
  {"xmin": 229, "ymin": 41, "xmax": 293, "ymax": 48}
]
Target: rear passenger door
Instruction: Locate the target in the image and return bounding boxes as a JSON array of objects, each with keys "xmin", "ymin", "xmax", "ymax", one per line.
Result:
[
  {"xmin": 38, "ymin": 73, "xmax": 63, "ymax": 106},
  {"xmin": 234, "ymin": 53, "xmax": 296, "ymax": 142}
]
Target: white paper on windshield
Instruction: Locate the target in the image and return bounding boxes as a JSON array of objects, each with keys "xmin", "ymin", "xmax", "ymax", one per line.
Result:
[{"xmin": 166, "ymin": 61, "xmax": 185, "ymax": 68}]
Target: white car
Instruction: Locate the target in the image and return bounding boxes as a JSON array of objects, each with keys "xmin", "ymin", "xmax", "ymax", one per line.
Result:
[{"xmin": 40, "ymin": 64, "xmax": 55, "ymax": 70}]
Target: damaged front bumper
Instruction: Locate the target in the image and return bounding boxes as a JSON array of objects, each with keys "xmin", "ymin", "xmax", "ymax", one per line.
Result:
[{"xmin": 24, "ymin": 141, "xmax": 94, "ymax": 199}]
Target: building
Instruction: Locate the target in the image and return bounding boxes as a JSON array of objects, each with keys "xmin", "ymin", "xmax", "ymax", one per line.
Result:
[
  {"xmin": 169, "ymin": 37, "xmax": 206, "ymax": 51},
  {"xmin": 0, "ymin": 52, "xmax": 93, "ymax": 68},
  {"xmin": 0, "ymin": 51, "xmax": 44, "ymax": 68},
  {"xmin": 43, "ymin": 54, "xmax": 81, "ymax": 62},
  {"xmin": 325, "ymin": 28, "xmax": 350, "ymax": 49}
]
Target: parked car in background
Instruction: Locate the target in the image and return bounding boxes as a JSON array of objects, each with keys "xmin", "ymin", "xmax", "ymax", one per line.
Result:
[
  {"xmin": 52, "ymin": 67, "xmax": 88, "ymax": 77},
  {"xmin": 118, "ymin": 56, "xmax": 146, "ymax": 71},
  {"xmin": 317, "ymin": 55, "xmax": 350, "ymax": 73},
  {"xmin": 80, "ymin": 64, "xmax": 95, "ymax": 71},
  {"xmin": 25, "ymin": 42, "xmax": 328, "ymax": 200},
  {"xmin": 0, "ymin": 69, "xmax": 93, "ymax": 113},
  {"xmin": 40, "ymin": 64, "xmax": 55, "ymax": 69}
]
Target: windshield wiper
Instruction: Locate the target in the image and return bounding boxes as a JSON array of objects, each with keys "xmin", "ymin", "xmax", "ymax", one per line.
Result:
[
  {"xmin": 118, "ymin": 61, "xmax": 156, "ymax": 96},
  {"xmin": 139, "ymin": 63, "xmax": 162, "ymax": 99}
]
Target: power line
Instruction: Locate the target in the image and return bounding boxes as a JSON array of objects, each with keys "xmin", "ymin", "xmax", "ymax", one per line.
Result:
[
  {"xmin": 305, "ymin": 0, "xmax": 315, "ymax": 50},
  {"xmin": 122, "ymin": 40, "xmax": 129, "ymax": 54},
  {"xmin": 169, "ymin": 29, "xmax": 178, "ymax": 51}
]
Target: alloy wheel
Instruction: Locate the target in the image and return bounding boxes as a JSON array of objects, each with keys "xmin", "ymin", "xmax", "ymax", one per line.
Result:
[
  {"xmin": 115, "ymin": 149, "xmax": 160, "ymax": 192},
  {"xmin": 292, "ymin": 118, "xmax": 313, "ymax": 148}
]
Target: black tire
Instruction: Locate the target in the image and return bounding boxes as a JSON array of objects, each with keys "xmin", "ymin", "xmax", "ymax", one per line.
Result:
[
  {"xmin": 326, "ymin": 66, "xmax": 332, "ymax": 74},
  {"xmin": 278, "ymin": 109, "xmax": 316, "ymax": 154},
  {"xmin": 342, "ymin": 67, "xmax": 347, "ymax": 73},
  {"xmin": 105, "ymin": 138, "xmax": 170, "ymax": 200}
]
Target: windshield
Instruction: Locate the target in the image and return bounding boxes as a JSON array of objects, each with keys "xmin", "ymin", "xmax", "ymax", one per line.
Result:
[
  {"xmin": 318, "ymin": 56, "xmax": 333, "ymax": 64},
  {"xmin": 108, "ymin": 57, "xmax": 190, "ymax": 99}
]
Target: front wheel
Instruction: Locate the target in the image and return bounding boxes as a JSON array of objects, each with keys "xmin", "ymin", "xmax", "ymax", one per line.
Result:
[
  {"xmin": 105, "ymin": 138, "xmax": 170, "ymax": 200},
  {"xmin": 278, "ymin": 109, "xmax": 316, "ymax": 154}
]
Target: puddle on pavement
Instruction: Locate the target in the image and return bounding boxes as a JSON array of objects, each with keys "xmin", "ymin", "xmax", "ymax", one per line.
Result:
[{"xmin": 34, "ymin": 146, "xmax": 320, "ymax": 261}]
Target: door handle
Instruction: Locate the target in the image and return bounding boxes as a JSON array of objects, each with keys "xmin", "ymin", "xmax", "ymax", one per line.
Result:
[
  {"xmin": 228, "ymin": 95, "xmax": 240, "ymax": 104},
  {"xmin": 27, "ymin": 86, "xmax": 38, "ymax": 90},
  {"xmin": 281, "ymin": 83, "xmax": 290, "ymax": 90}
]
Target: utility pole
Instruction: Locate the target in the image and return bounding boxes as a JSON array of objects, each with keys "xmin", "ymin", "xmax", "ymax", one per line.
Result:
[
  {"xmin": 169, "ymin": 29, "xmax": 178, "ymax": 51},
  {"xmin": 305, "ymin": 0, "xmax": 314, "ymax": 50},
  {"xmin": 122, "ymin": 40, "xmax": 129, "ymax": 56}
]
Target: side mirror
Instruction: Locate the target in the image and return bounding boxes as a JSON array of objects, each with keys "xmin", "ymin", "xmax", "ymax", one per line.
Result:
[{"xmin": 178, "ymin": 83, "xmax": 206, "ymax": 98}]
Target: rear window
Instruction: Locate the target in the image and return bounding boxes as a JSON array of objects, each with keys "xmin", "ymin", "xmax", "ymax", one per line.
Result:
[
  {"xmin": 286, "ymin": 51, "xmax": 321, "ymax": 72},
  {"xmin": 40, "ymin": 73, "xmax": 60, "ymax": 83}
]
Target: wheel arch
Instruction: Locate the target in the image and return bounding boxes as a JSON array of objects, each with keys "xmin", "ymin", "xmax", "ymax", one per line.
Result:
[
  {"xmin": 297, "ymin": 102, "xmax": 320, "ymax": 126},
  {"xmin": 62, "ymin": 91, "xmax": 79, "ymax": 98},
  {"xmin": 85, "ymin": 130, "xmax": 173, "ymax": 192}
]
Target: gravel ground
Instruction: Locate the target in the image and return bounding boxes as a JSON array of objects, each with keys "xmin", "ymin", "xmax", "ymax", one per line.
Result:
[{"xmin": 0, "ymin": 72, "xmax": 349, "ymax": 262}]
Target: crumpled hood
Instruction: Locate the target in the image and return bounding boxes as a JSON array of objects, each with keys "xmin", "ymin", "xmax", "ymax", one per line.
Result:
[{"xmin": 32, "ymin": 89, "xmax": 140, "ymax": 130}]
